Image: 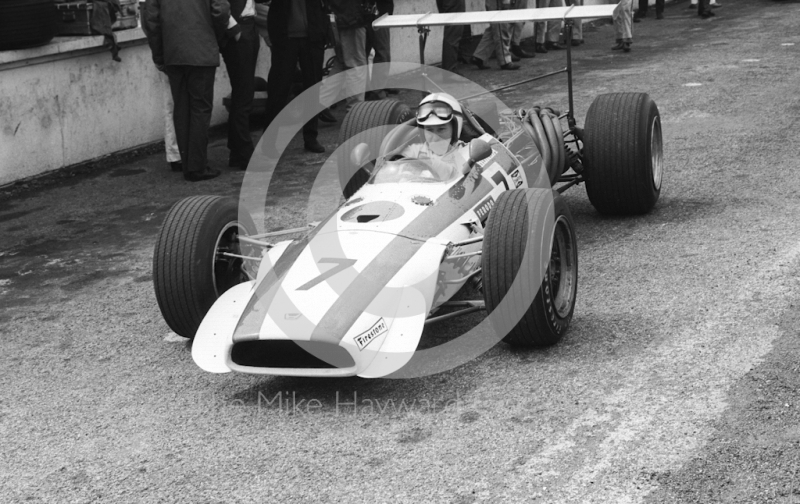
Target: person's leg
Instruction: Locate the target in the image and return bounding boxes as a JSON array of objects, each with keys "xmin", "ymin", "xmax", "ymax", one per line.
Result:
[
  {"xmin": 161, "ymin": 72, "xmax": 181, "ymax": 169},
  {"xmin": 185, "ymin": 66, "xmax": 216, "ymax": 175},
  {"xmin": 545, "ymin": 0, "xmax": 565, "ymax": 46},
  {"xmin": 338, "ymin": 27, "xmax": 368, "ymax": 111},
  {"xmin": 370, "ymin": 22, "xmax": 391, "ymax": 91},
  {"xmin": 571, "ymin": 0, "xmax": 583, "ymax": 41},
  {"xmin": 220, "ymin": 20, "xmax": 259, "ymax": 167},
  {"xmin": 437, "ymin": 0, "xmax": 466, "ymax": 72},
  {"xmin": 264, "ymin": 41, "xmax": 298, "ymax": 130},
  {"xmin": 299, "ymin": 38, "xmax": 325, "ymax": 150},
  {"xmin": 535, "ymin": 0, "xmax": 547, "ymax": 49},
  {"xmin": 635, "ymin": 0, "xmax": 648, "ymax": 18},
  {"xmin": 165, "ymin": 66, "xmax": 189, "ymax": 172},
  {"xmin": 511, "ymin": 0, "xmax": 527, "ymax": 46},
  {"xmin": 472, "ymin": 26, "xmax": 494, "ymax": 67},
  {"xmin": 656, "ymin": 0, "xmax": 665, "ymax": 17}
]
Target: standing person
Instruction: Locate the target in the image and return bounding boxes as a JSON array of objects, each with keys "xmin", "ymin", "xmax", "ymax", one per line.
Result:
[
  {"xmin": 221, "ymin": 0, "xmax": 260, "ymax": 169},
  {"xmin": 633, "ymin": 0, "xmax": 664, "ymax": 20},
  {"xmin": 140, "ymin": 12, "xmax": 182, "ymax": 172},
  {"xmin": 510, "ymin": 0, "xmax": 536, "ymax": 58},
  {"xmin": 365, "ymin": 0, "xmax": 393, "ymax": 99},
  {"xmin": 534, "ymin": 0, "xmax": 566, "ymax": 53},
  {"xmin": 143, "ymin": 0, "xmax": 235, "ymax": 182},
  {"xmin": 436, "ymin": 0, "xmax": 466, "ymax": 75},
  {"xmin": 471, "ymin": 0, "xmax": 520, "ymax": 71},
  {"xmin": 611, "ymin": 0, "xmax": 633, "ymax": 53},
  {"xmin": 263, "ymin": 0, "xmax": 329, "ymax": 154},
  {"xmin": 318, "ymin": 0, "xmax": 369, "ymax": 119}
]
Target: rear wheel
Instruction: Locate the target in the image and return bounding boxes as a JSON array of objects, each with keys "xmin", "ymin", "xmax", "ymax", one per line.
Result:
[
  {"xmin": 583, "ymin": 92, "xmax": 663, "ymax": 215},
  {"xmin": 482, "ymin": 189, "xmax": 578, "ymax": 346},
  {"xmin": 337, "ymin": 99, "xmax": 413, "ymax": 199},
  {"xmin": 153, "ymin": 196, "xmax": 256, "ymax": 339}
]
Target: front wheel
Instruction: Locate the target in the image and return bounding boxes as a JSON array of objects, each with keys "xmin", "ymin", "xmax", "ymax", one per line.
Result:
[
  {"xmin": 153, "ymin": 196, "xmax": 256, "ymax": 339},
  {"xmin": 482, "ymin": 189, "xmax": 578, "ymax": 346},
  {"xmin": 583, "ymin": 92, "xmax": 663, "ymax": 215}
]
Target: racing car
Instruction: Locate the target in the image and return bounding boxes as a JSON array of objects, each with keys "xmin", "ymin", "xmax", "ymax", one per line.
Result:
[{"xmin": 152, "ymin": 5, "xmax": 663, "ymax": 378}]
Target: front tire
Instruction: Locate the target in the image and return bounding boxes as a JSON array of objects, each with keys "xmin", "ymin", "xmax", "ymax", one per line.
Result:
[
  {"xmin": 583, "ymin": 92, "xmax": 663, "ymax": 215},
  {"xmin": 482, "ymin": 189, "xmax": 578, "ymax": 346},
  {"xmin": 153, "ymin": 196, "xmax": 256, "ymax": 339}
]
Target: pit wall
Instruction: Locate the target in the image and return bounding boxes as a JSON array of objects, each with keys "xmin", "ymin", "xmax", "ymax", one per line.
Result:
[{"xmin": 0, "ymin": 0, "xmax": 640, "ymax": 186}]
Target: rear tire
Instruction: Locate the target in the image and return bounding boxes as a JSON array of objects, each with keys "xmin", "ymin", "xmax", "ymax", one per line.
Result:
[
  {"xmin": 153, "ymin": 196, "xmax": 256, "ymax": 339},
  {"xmin": 482, "ymin": 189, "xmax": 578, "ymax": 346},
  {"xmin": 583, "ymin": 92, "xmax": 663, "ymax": 215},
  {"xmin": 337, "ymin": 99, "xmax": 413, "ymax": 199},
  {"xmin": 0, "ymin": 0, "xmax": 57, "ymax": 50}
]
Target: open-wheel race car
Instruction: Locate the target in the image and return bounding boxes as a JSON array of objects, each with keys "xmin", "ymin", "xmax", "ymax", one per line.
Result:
[{"xmin": 152, "ymin": 5, "xmax": 664, "ymax": 378}]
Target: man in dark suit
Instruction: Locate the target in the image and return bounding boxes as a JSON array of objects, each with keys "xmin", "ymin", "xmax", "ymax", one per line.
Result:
[
  {"xmin": 263, "ymin": 0, "xmax": 328, "ymax": 154},
  {"xmin": 144, "ymin": 0, "xmax": 236, "ymax": 181},
  {"xmin": 221, "ymin": 0, "xmax": 260, "ymax": 169}
]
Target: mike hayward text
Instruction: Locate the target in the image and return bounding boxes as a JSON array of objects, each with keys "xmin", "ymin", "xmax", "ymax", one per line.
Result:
[{"xmin": 256, "ymin": 391, "xmax": 463, "ymax": 416}]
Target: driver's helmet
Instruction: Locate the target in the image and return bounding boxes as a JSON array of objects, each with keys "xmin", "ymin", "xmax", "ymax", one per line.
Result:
[{"xmin": 416, "ymin": 93, "xmax": 464, "ymax": 143}]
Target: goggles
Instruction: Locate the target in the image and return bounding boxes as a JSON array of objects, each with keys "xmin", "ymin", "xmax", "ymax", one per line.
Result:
[{"xmin": 416, "ymin": 101, "xmax": 459, "ymax": 122}]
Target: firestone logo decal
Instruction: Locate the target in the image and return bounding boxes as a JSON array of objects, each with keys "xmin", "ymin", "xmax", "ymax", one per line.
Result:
[{"xmin": 354, "ymin": 318, "xmax": 388, "ymax": 351}]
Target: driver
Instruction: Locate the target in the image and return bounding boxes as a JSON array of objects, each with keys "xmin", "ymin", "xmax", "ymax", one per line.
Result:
[{"xmin": 400, "ymin": 93, "xmax": 471, "ymax": 181}]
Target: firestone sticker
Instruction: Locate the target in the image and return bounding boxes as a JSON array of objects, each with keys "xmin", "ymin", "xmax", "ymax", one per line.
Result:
[{"xmin": 354, "ymin": 318, "xmax": 388, "ymax": 351}]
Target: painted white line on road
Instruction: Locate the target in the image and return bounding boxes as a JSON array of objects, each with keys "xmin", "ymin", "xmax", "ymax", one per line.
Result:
[
  {"xmin": 519, "ymin": 240, "xmax": 800, "ymax": 503},
  {"xmin": 683, "ymin": 83, "xmax": 703, "ymax": 87}
]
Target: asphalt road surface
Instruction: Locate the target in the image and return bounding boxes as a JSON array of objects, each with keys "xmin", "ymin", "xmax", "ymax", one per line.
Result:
[{"xmin": 2, "ymin": 1, "xmax": 800, "ymax": 502}]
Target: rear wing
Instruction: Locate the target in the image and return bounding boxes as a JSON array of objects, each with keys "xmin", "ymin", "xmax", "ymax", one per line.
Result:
[
  {"xmin": 372, "ymin": 5, "xmax": 617, "ymax": 128},
  {"xmin": 372, "ymin": 5, "xmax": 616, "ymax": 29}
]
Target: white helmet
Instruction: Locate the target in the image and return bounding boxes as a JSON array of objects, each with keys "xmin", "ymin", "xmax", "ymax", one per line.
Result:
[{"xmin": 416, "ymin": 92, "xmax": 463, "ymax": 142}]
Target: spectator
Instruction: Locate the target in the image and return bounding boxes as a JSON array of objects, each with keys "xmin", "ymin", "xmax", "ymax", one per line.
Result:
[
  {"xmin": 221, "ymin": 0, "xmax": 260, "ymax": 169},
  {"xmin": 471, "ymin": 0, "xmax": 520, "ymax": 71},
  {"xmin": 437, "ymin": 0, "xmax": 466, "ymax": 75},
  {"xmin": 263, "ymin": 0, "xmax": 328, "ymax": 153},
  {"xmin": 510, "ymin": 0, "xmax": 536, "ymax": 58},
  {"xmin": 144, "ymin": 0, "xmax": 234, "ymax": 182},
  {"xmin": 534, "ymin": 0, "xmax": 566, "ymax": 53},
  {"xmin": 366, "ymin": 0, "xmax": 394, "ymax": 100},
  {"xmin": 611, "ymin": 0, "xmax": 633, "ymax": 53},
  {"xmin": 634, "ymin": 0, "xmax": 664, "ymax": 21},
  {"xmin": 561, "ymin": 0, "xmax": 584, "ymax": 45},
  {"xmin": 318, "ymin": 0, "xmax": 369, "ymax": 119},
  {"xmin": 140, "ymin": 11, "xmax": 182, "ymax": 172}
]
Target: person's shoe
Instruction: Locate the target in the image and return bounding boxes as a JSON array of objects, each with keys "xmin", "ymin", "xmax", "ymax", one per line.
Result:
[
  {"xmin": 535, "ymin": 43, "xmax": 548, "ymax": 53},
  {"xmin": 458, "ymin": 55, "xmax": 470, "ymax": 64},
  {"xmin": 385, "ymin": 88, "xmax": 400, "ymax": 95},
  {"xmin": 699, "ymin": 10, "xmax": 714, "ymax": 17},
  {"xmin": 611, "ymin": 40, "xmax": 624, "ymax": 50},
  {"xmin": 545, "ymin": 41, "xmax": 565, "ymax": 50},
  {"xmin": 304, "ymin": 140, "xmax": 325, "ymax": 153},
  {"xmin": 510, "ymin": 44, "xmax": 535, "ymax": 59},
  {"xmin": 571, "ymin": 39, "xmax": 584, "ymax": 46},
  {"xmin": 500, "ymin": 62, "xmax": 520, "ymax": 70},
  {"xmin": 318, "ymin": 108, "xmax": 337, "ymax": 123},
  {"xmin": 633, "ymin": 15, "xmax": 641, "ymax": 22},
  {"xmin": 365, "ymin": 90, "xmax": 387, "ymax": 101},
  {"xmin": 169, "ymin": 161, "xmax": 182, "ymax": 172},
  {"xmin": 511, "ymin": 53, "xmax": 520, "ymax": 62},
  {"xmin": 470, "ymin": 56, "xmax": 489, "ymax": 70},
  {"xmin": 710, "ymin": 2, "xmax": 721, "ymax": 7},
  {"xmin": 622, "ymin": 41, "xmax": 632, "ymax": 53},
  {"xmin": 688, "ymin": 2, "xmax": 696, "ymax": 7},
  {"xmin": 656, "ymin": 12, "xmax": 664, "ymax": 19},
  {"xmin": 184, "ymin": 167, "xmax": 221, "ymax": 182}
]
